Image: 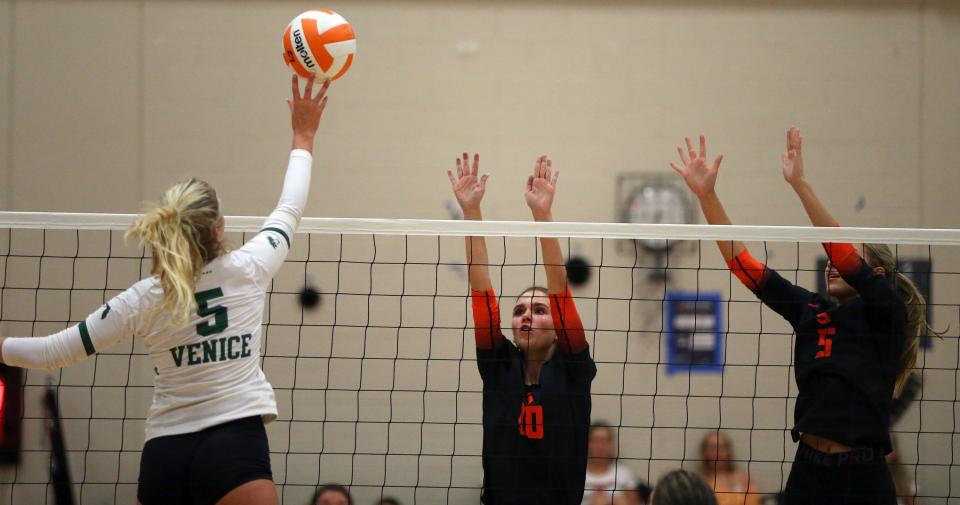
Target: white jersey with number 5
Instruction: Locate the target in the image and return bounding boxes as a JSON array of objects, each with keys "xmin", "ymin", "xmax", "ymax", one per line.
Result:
[{"xmin": 2, "ymin": 149, "xmax": 313, "ymax": 441}]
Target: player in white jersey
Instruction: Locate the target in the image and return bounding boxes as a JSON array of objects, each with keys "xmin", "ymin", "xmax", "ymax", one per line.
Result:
[{"xmin": 0, "ymin": 74, "xmax": 330, "ymax": 505}]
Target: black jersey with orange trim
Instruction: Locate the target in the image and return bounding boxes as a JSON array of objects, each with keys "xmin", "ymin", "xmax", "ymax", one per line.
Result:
[
  {"xmin": 752, "ymin": 262, "xmax": 906, "ymax": 452},
  {"xmin": 472, "ymin": 289, "xmax": 596, "ymax": 505}
]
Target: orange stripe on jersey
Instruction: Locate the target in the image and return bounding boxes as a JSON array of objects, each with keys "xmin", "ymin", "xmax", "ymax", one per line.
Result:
[
  {"xmin": 549, "ymin": 289, "xmax": 587, "ymax": 354},
  {"xmin": 282, "ymin": 24, "xmax": 311, "ymax": 77},
  {"xmin": 726, "ymin": 250, "xmax": 769, "ymax": 291},
  {"xmin": 823, "ymin": 242, "xmax": 862, "ymax": 276},
  {"xmin": 471, "ymin": 289, "xmax": 504, "ymax": 350}
]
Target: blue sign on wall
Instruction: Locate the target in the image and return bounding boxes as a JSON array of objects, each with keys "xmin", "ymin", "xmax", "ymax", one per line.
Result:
[{"xmin": 665, "ymin": 291, "xmax": 723, "ymax": 374}]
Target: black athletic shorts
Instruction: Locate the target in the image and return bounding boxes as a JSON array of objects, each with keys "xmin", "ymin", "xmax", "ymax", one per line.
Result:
[
  {"xmin": 784, "ymin": 442, "xmax": 896, "ymax": 505},
  {"xmin": 138, "ymin": 416, "xmax": 273, "ymax": 505}
]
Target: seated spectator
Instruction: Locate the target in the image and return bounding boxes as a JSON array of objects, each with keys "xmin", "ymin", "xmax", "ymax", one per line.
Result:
[
  {"xmin": 698, "ymin": 431, "xmax": 760, "ymax": 505},
  {"xmin": 375, "ymin": 499, "xmax": 401, "ymax": 505},
  {"xmin": 311, "ymin": 484, "xmax": 353, "ymax": 505},
  {"xmin": 583, "ymin": 422, "xmax": 641, "ymax": 505},
  {"xmin": 651, "ymin": 469, "xmax": 718, "ymax": 505}
]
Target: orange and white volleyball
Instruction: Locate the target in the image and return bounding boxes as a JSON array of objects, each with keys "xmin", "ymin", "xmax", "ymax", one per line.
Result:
[{"xmin": 282, "ymin": 10, "xmax": 356, "ymax": 81}]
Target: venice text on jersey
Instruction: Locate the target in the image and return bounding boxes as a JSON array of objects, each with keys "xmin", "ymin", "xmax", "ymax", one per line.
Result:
[{"xmin": 169, "ymin": 334, "xmax": 253, "ymax": 367}]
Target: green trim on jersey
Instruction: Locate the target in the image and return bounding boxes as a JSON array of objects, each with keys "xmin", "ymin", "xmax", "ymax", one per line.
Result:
[
  {"xmin": 260, "ymin": 227, "xmax": 290, "ymax": 248},
  {"xmin": 78, "ymin": 321, "xmax": 95, "ymax": 356}
]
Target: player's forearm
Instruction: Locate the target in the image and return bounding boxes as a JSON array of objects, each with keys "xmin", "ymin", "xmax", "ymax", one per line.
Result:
[
  {"xmin": 791, "ymin": 180, "xmax": 838, "ymax": 228},
  {"xmin": 2, "ymin": 327, "xmax": 89, "ymax": 369},
  {"xmin": 539, "ymin": 237, "xmax": 567, "ymax": 294},
  {"xmin": 791, "ymin": 181, "xmax": 860, "ymax": 272},
  {"xmin": 532, "ymin": 211, "xmax": 568, "ymax": 294},
  {"xmin": 262, "ymin": 150, "xmax": 313, "ymax": 236},
  {"xmin": 697, "ymin": 191, "xmax": 745, "ymax": 261},
  {"xmin": 463, "ymin": 208, "xmax": 493, "ymax": 291}
]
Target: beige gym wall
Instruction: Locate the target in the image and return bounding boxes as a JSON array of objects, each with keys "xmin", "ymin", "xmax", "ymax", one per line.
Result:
[{"xmin": 1, "ymin": 1, "xmax": 959, "ymax": 504}]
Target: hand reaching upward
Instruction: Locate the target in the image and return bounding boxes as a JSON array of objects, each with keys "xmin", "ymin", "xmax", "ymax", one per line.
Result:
[
  {"xmin": 288, "ymin": 74, "xmax": 330, "ymax": 152},
  {"xmin": 525, "ymin": 155, "xmax": 559, "ymax": 220},
  {"xmin": 447, "ymin": 152, "xmax": 488, "ymax": 215},
  {"xmin": 670, "ymin": 135, "xmax": 724, "ymax": 198},
  {"xmin": 782, "ymin": 127, "xmax": 805, "ymax": 187}
]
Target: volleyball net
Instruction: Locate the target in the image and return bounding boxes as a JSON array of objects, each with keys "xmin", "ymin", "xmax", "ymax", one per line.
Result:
[{"xmin": 0, "ymin": 213, "xmax": 958, "ymax": 504}]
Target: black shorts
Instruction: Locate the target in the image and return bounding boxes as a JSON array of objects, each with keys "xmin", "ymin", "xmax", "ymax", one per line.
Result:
[
  {"xmin": 138, "ymin": 416, "xmax": 273, "ymax": 505},
  {"xmin": 784, "ymin": 442, "xmax": 896, "ymax": 505}
]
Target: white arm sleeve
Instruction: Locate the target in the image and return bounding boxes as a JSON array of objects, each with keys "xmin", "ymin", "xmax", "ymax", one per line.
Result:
[
  {"xmin": 260, "ymin": 149, "xmax": 313, "ymax": 242},
  {"xmin": 2, "ymin": 289, "xmax": 137, "ymax": 369},
  {"xmin": 238, "ymin": 149, "xmax": 313, "ymax": 287}
]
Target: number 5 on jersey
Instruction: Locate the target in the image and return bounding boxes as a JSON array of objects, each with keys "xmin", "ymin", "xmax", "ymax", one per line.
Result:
[{"xmin": 196, "ymin": 288, "xmax": 228, "ymax": 336}]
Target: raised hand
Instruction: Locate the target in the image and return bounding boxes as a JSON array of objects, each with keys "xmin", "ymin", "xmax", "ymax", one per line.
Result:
[
  {"xmin": 289, "ymin": 74, "xmax": 330, "ymax": 152},
  {"xmin": 670, "ymin": 135, "xmax": 724, "ymax": 198},
  {"xmin": 782, "ymin": 127, "xmax": 805, "ymax": 187},
  {"xmin": 524, "ymin": 155, "xmax": 559, "ymax": 220},
  {"xmin": 447, "ymin": 152, "xmax": 488, "ymax": 214}
]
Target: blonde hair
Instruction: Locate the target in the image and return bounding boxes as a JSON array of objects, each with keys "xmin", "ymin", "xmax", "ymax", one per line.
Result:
[
  {"xmin": 862, "ymin": 244, "xmax": 936, "ymax": 396},
  {"xmin": 127, "ymin": 179, "xmax": 223, "ymax": 328}
]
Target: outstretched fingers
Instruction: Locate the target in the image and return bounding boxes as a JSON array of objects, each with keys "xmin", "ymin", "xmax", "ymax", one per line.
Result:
[
  {"xmin": 787, "ymin": 127, "xmax": 802, "ymax": 152},
  {"xmin": 291, "ymin": 74, "xmax": 302, "ymax": 101},
  {"xmin": 313, "ymin": 78, "xmax": 331, "ymax": 103},
  {"xmin": 712, "ymin": 154, "xmax": 724, "ymax": 172},
  {"xmin": 303, "ymin": 74, "xmax": 315, "ymax": 101},
  {"xmin": 685, "ymin": 137, "xmax": 697, "ymax": 161},
  {"xmin": 318, "ymin": 95, "xmax": 328, "ymax": 115}
]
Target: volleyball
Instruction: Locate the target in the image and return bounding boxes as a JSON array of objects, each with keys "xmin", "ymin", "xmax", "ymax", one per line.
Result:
[{"xmin": 282, "ymin": 10, "xmax": 356, "ymax": 81}]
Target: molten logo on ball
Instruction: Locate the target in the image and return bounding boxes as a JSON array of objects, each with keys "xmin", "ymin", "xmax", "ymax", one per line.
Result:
[
  {"xmin": 282, "ymin": 10, "xmax": 356, "ymax": 81},
  {"xmin": 291, "ymin": 29, "xmax": 315, "ymax": 69}
]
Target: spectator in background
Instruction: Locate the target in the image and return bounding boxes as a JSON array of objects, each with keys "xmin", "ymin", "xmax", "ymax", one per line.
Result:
[
  {"xmin": 311, "ymin": 484, "xmax": 352, "ymax": 505},
  {"xmin": 651, "ymin": 469, "xmax": 718, "ymax": 505},
  {"xmin": 375, "ymin": 499, "xmax": 401, "ymax": 505},
  {"xmin": 583, "ymin": 422, "xmax": 641, "ymax": 505},
  {"xmin": 697, "ymin": 431, "xmax": 760, "ymax": 505}
]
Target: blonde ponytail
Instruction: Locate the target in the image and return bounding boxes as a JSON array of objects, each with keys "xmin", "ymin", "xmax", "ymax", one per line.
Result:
[
  {"xmin": 127, "ymin": 179, "xmax": 223, "ymax": 328},
  {"xmin": 862, "ymin": 244, "xmax": 940, "ymax": 396}
]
